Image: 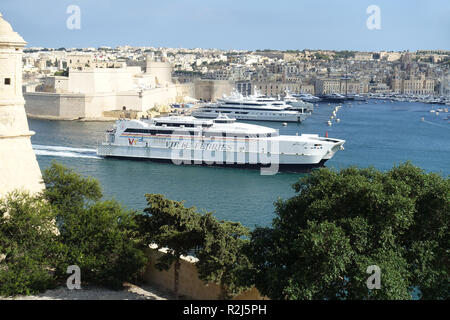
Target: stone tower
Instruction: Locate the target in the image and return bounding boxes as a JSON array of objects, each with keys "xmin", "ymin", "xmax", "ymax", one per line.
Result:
[
  {"xmin": 0, "ymin": 13, "xmax": 43, "ymax": 196},
  {"xmin": 146, "ymin": 54, "xmax": 172, "ymax": 85}
]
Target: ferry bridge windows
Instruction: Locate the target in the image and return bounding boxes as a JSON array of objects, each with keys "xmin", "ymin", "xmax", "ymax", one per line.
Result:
[
  {"xmin": 4, "ymin": 78, "xmax": 11, "ymax": 85},
  {"xmin": 204, "ymin": 132, "xmax": 226, "ymax": 138},
  {"xmin": 124, "ymin": 128, "xmax": 198, "ymax": 136}
]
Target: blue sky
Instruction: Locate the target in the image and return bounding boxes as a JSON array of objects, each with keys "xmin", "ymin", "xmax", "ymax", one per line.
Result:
[{"xmin": 1, "ymin": 0, "xmax": 449, "ymax": 51}]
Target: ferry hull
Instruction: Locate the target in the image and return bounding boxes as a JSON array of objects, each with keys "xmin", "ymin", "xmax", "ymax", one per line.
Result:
[
  {"xmin": 97, "ymin": 144, "xmax": 327, "ymax": 172},
  {"xmin": 100, "ymin": 154, "xmax": 328, "ymax": 173}
]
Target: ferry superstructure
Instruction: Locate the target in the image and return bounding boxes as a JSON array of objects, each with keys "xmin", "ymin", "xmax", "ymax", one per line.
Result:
[
  {"xmin": 97, "ymin": 115, "xmax": 345, "ymax": 172},
  {"xmin": 192, "ymin": 90, "xmax": 311, "ymax": 123}
]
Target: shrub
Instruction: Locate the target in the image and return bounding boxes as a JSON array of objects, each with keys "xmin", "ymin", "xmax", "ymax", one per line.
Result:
[
  {"xmin": 249, "ymin": 163, "xmax": 449, "ymax": 300},
  {"xmin": 42, "ymin": 162, "xmax": 148, "ymax": 289},
  {"xmin": 0, "ymin": 192, "xmax": 62, "ymax": 296}
]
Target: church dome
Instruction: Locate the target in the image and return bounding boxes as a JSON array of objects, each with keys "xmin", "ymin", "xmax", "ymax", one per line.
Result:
[{"xmin": 0, "ymin": 13, "xmax": 26, "ymax": 46}]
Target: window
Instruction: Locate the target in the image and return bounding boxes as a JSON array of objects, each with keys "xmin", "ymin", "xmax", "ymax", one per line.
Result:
[{"xmin": 4, "ymin": 78, "xmax": 11, "ymax": 85}]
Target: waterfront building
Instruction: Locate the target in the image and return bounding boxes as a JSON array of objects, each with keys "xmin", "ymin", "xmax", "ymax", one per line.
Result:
[
  {"xmin": 251, "ymin": 81, "xmax": 302, "ymax": 96},
  {"xmin": 0, "ymin": 13, "xmax": 43, "ymax": 196},
  {"xmin": 315, "ymin": 78, "xmax": 368, "ymax": 95},
  {"xmin": 235, "ymin": 80, "xmax": 252, "ymax": 96},
  {"xmin": 439, "ymin": 75, "xmax": 450, "ymax": 97},
  {"xmin": 390, "ymin": 74, "xmax": 435, "ymax": 95},
  {"xmin": 314, "ymin": 78, "xmax": 341, "ymax": 95}
]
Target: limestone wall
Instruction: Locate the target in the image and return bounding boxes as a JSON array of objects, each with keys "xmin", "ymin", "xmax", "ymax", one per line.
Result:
[
  {"xmin": 60, "ymin": 94, "xmax": 87, "ymax": 118},
  {"xmin": 84, "ymin": 93, "xmax": 116, "ymax": 117},
  {"xmin": 25, "ymin": 86, "xmax": 182, "ymax": 119},
  {"xmin": 194, "ymin": 80, "xmax": 234, "ymax": 102},
  {"xmin": 24, "ymin": 92, "xmax": 86, "ymax": 119},
  {"xmin": 175, "ymin": 83, "xmax": 196, "ymax": 103},
  {"xmin": 143, "ymin": 247, "xmax": 267, "ymax": 300},
  {"xmin": 26, "ymin": 92, "xmax": 121, "ymax": 119},
  {"xmin": 68, "ymin": 68, "xmax": 134, "ymax": 94},
  {"xmin": 140, "ymin": 87, "xmax": 177, "ymax": 111}
]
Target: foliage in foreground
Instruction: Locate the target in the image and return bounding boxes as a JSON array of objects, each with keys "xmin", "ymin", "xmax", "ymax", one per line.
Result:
[
  {"xmin": 0, "ymin": 162, "xmax": 150, "ymax": 296},
  {"xmin": 137, "ymin": 195, "xmax": 253, "ymax": 300},
  {"xmin": 0, "ymin": 192, "xmax": 61, "ymax": 296},
  {"xmin": 196, "ymin": 213, "xmax": 252, "ymax": 299},
  {"xmin": 42, "ymin": 162, "xmax": 148, "ymax": 289},
  {"xmin": 136, "ymin": 194, "xmax": 203, "ymax": 299},
  {"xmin": 249, "ymin": 162, "xmax": 449, "ymax": 300}
]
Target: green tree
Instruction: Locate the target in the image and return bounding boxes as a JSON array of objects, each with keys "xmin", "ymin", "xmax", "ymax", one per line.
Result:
[
  {"xmin": 137, "ymin": 194, "xmax": 203, "ymax": 299},
  {"xmin": 42, "ymin": 162, "xmax": 148, "ymax": 289},
  {"xmin": 249, "ymin": 163, "xmax": 449, "ymax": 300},
  {"xmin": 43, "ymin": 161, "xmax": 102, "ymax": 216},
  {"xmin": 196, "ymin": 213, "xmax": 252, "ymax": 299},
  {"xmin": 0, "ymin": 192, "xmax": 62, "ymax": 296}
]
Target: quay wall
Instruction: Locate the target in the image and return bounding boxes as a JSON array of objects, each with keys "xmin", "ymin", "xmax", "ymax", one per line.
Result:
[{"xmin": 24, "ymin": 80, "xmax": 230, "ymax": 120}]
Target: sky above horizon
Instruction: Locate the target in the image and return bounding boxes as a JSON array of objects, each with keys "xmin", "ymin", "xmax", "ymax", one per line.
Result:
[{"xmin": 1, "ymin": 0, "xmax": 449, "ymax": 51}]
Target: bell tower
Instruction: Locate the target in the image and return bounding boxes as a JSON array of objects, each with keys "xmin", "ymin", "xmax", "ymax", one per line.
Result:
[{"xmin": 0, "ymin": 13, "xmax": 43, "ymax": 196}]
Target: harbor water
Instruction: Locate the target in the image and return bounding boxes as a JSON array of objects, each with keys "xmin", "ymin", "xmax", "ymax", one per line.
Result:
[{"xmin": 29, "ymin": 100, "xmax": 450, "ymax": 228}]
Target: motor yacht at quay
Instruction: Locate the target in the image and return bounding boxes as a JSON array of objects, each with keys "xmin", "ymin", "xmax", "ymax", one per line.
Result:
[
  {"xmin": 97, "ymin": 114, "xmax": 345, "ymax": 172},
  {"xmin": 192, "ymin": 90, "xmax": 312, "ymax": 123}
]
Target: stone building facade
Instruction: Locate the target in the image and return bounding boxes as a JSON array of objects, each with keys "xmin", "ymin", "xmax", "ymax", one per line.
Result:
[{"xmin": 390, "ymin": 74, "xmax": 435, "ymax": 95}]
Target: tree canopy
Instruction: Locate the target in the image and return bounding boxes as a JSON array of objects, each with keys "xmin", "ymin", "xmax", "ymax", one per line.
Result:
[
  {"xmin": 249, "ymin": 163, "xmax": 449, "ymax": 300},
  {"xmin": 196, "ymin": 213, "xmax": 252, "ymax": 299},
  {"xmin": 0, "ymin": 192, "xmax": 61, "ymax": 296},
  {"xmin": 42, "ymin": 162, "xmax": 148, "ymax": 289},
  {"xmin": 137, "ymin": 194, "xmax": 204, "ymax": 299}
]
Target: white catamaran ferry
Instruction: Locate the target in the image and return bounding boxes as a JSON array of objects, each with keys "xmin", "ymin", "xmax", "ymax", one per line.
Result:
[{"xmin": 97, "ymin": 115, "xmax": 345, "ymax": 173}]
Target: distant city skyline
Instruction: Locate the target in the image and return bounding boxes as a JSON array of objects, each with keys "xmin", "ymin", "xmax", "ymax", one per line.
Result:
[{"xmin": 1, "ymin": 0, "xmax": 449, "ymax": 51}]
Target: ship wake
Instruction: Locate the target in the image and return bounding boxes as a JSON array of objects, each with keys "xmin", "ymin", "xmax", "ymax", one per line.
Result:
[{"xmin": 32, "ymin": 145, "xmax": 101, "ymax": 159}]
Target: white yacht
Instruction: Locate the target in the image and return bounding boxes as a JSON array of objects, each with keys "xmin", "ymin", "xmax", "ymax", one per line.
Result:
[
  {"xmin": 292, "ymin": 93, "xmax": 322, "ymax": 103},
  {"xmin": 97, "ymin": 115, "xmax": 345, "ymax": 172},
  {"xmin": 192, "ymin": 90, "xmax": 310, "ymax": 123},
  {"xmin": 283, "ymin": 91, "xmax": 314, "ymax": 112}
]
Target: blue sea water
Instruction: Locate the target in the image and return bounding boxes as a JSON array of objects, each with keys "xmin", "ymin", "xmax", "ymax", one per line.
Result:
[{"xmin": 29, "ymin": 100, "xmax": 450, "ymax": 228}]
